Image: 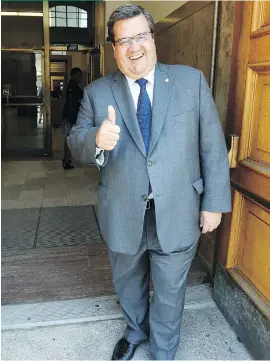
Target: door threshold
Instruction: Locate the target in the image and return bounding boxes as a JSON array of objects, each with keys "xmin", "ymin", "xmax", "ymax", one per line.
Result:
[{"xmin": 2, "ymin": 284, "xmax": 216, "ymax": 331}]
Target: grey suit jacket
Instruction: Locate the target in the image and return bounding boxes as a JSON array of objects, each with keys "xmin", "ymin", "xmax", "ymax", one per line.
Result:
[{"xmin": 68, "ymin": 63, "xmax": 231, "ymax": 255}]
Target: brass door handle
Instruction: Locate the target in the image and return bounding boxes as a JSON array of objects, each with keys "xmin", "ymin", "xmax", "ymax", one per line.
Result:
[{"xmin": 226, "ymin": 134, "xmax": 239, "ymax": 168}]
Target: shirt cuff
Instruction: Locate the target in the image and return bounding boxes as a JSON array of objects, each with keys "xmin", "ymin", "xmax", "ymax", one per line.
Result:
[{"xmin": 95, "ymin": 147, "xmax": 105, "ymax": 166}]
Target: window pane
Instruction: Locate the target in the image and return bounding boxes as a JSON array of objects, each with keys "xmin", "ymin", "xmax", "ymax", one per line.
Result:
[
  {"xmin": 79, "ymin": 19, "xmax": 87, "ymax": 28},
  {"xmin": 67, "ymin": 11, "xmax": 76, "ymax": 19},
  {"xmin": 35, "ymin": 54, "xmax": 42, "ymax": 96},
  {"xmin": 56, "ymin": 13, "xmax": 66, "ymax": 19},
  {"xmin": 80, "ymin": 12, "xmax": 87, "ymax": 20},
  {"xmin": 79, "ymin": 9, "xmax": 87, "ymax": 17},
  {"xmin": 49, "ymin": 17, "xmax": 55, "ymax": 27},
  {"xmin": 67, "ymin": 6, "xmax": 76, "ymax": 13},
  {"xmin": 55, "ymin": 5, "xmax": 66, "ymax": 12},
  {"xmin": 67, "ymin": 18, "xmax": 78, "ymax": 27},
  {"xmin": 56, "ymin": 18, "xmax": 66, "ymax": 27}
]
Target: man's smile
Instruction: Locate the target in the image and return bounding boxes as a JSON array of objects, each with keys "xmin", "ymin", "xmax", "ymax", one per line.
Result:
[{"xmin": 129, "ymin": 53, "xmax": 144, "ymax": 60}]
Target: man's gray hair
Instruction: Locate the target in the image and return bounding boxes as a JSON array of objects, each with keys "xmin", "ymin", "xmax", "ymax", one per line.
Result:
[{"xmin": 107, "ymin": 4, "xmax": 155, "ymax": 44}]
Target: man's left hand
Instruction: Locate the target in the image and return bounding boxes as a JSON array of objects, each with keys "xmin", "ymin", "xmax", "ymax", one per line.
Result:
[{"xmin": 200, "ymin": 211, "xmax": 222, "ymax": 234}]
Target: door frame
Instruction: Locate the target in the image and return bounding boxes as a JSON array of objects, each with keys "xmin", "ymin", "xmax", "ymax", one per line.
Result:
[
  {"xmin": 90, "ymin": 44, "xmax": 105, "ymax": 82},
  {"xmin": 213, "ymin": 2, "xmax": 270, "ymax": 359},
  {"xmin": 216, "ymin": 2, "xmax": 270, "ymax": 315}
]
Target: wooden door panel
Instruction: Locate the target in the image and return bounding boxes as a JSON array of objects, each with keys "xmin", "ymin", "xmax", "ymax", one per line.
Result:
[
  {"xmin": 239, "ymin": 69, "xmax": 270, "ymax": 163},
  {"xmin": 252, "ymin": 2, "xmax": 270, "ymax": 30},
  {"xmin": 250, "ymin": 32, "xmax": 270, "ymax": 63},
  {"xmin": 244, "ymin": 71, "xmax": 270, "ymax": 165},
  {"xmin": 234, "ymin": 162, "xmax": 270, "ymax": 201},
  {"xmin": 227, "ymin": 191, "xmax": 270, "ymax": 302},
  {"xmin": 238, "ymin": 199, "xmax": 270, "ymax": 300},
  {"xmin": 253, "ymin": 75, "xmax": 270, "ymax": 161}
]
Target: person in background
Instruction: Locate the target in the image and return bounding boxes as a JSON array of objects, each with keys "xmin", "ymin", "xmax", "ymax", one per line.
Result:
[
  {"xmin": 51, "ymin": 85, "xmax": 62, "ymax": 99},
  {"xmin": 67, "ymin": 4, "xmax": 231, "ymax": 360},
  {"xmin": 62, "ymin": 67, "xmax": 83, "ymax": 170}
]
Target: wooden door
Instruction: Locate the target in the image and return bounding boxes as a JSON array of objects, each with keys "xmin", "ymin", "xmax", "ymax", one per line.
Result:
[{"xmin": 214, "ymin": 2, "xmax": 270, "ymax": 358}]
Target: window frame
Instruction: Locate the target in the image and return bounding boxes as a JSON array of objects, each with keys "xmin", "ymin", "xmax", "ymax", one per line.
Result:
[{"xmin": 49, "ymin": 6, "xmax": 87, "ymax": 28}]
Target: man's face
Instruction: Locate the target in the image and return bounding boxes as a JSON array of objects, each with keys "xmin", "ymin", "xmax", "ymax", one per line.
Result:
[
  {"xmin": 72, "ymin": 71, "xmax": 81, "ymax": 83},
  {"xmin": 112, "ymin": 15, "xmax": 157, "ymax": 79}
]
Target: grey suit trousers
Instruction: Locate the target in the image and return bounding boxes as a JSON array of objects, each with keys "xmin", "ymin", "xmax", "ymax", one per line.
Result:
[{"xmin": 108, "ymin": 206, "xmax": 199, "ymax": 360}]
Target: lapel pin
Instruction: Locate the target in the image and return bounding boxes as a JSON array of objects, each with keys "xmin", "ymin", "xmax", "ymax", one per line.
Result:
[{"xmin": 165, "ymin": 78, "xmax": 169, "ymax": 83}]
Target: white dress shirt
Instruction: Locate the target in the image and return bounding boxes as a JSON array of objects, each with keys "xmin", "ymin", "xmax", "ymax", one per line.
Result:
[
  {"xmin": 125, "ymin": 67, "xmax": 155, "ymax": 109},
  {"xmin": 96, "ymin": 67, "xmax": 155, "ymax": 198}
]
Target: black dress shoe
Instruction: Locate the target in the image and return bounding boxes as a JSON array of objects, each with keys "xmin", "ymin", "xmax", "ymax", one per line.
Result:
[
  {"xmin": 62, "ymin": 161, "xmax": 74, "ymax": 170},
  {"xmin": 111, "ymin": 337, "xmax": 138, "ymax": 360}
]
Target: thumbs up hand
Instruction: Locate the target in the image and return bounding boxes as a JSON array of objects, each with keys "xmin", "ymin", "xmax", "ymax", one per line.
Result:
[
  {"xmin": 107, "ymin": 105, "xmax": 116, "ymax": 125},
  {"xmin": 96, "ymin": 106, "xmax": 120, "ymax": 150}
]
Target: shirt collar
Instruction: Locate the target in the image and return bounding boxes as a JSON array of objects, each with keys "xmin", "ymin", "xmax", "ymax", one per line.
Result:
[{"xmin": 125, "ymin": 66, "xmax": 155, "ymax": 87}]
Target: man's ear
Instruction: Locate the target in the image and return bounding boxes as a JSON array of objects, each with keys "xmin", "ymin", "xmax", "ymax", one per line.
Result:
[{"xmin": 112, "ymin": 43, "xmax": 116, "ymax": 58}]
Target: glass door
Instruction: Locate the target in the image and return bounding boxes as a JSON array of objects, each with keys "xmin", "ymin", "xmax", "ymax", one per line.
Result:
[{"xmin": 2, "ymin": 50, "xmax": 47, "ymax": 154}]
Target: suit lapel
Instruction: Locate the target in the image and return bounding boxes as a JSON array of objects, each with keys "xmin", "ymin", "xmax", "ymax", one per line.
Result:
[
  {"xmin": 149, "ymin": 63, "xmax": 173, "ymax": 156},
  {"xmin": 111, "ymin": 71, "xmax": 146, "ymax": 157}
]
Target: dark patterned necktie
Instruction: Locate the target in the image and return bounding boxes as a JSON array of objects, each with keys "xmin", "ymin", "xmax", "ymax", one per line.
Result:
[
  {"xmin": 136, "ymin": 78, "xmax": 152, "ymax": 195},
  {"xmin": 135, "ymin": 78, "xmax": 152, "ymax": 154}
]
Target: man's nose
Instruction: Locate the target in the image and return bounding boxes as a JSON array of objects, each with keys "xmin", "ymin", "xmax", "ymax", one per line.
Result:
[{"xmin": 128, "ymin": 39, "xmax": 140, "ymax": 52}]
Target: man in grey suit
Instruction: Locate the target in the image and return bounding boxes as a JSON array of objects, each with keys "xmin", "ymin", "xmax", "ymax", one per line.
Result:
[{"xmin": 68, "ymin": 4, "xmax": 231, "ymax": 360}]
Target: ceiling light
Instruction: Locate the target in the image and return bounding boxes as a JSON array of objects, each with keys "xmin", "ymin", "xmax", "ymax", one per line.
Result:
[{"xmin": 1, "ymin": 11, "xmax": 43, "ymax": 17}]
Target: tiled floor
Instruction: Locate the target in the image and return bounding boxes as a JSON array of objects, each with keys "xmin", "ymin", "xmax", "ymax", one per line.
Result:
[{"xmin": 1, "ymin": 160, "xmax": 99, "ymax": 209}]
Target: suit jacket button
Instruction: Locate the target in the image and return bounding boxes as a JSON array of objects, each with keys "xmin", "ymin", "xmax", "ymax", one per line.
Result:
[
  {"xmin": 142, "ymin": 195, "xmax": 148, "ymax": 201},
  {"xmin": 147, "ymin": 161, "xmax": 153, "ymax": 167}
]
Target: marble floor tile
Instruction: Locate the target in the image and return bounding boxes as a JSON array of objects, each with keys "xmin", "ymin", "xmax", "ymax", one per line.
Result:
[
  {"xmin": 4, "ymin": 176, "xmax": 27, "ymax": 186},
  {"xmin": 43, "ymin": 184, "xmax": 67, "ymax": 199},
  {"xmin": 88, "ymin": 190, "xmax": 98, "ymax": 205},
  {"xmin": 45, "ymin": 161, "xmax": 63, "ymax": 172},
  {"xmin": 1, "ymin": 200, "xmax": 17, "ymax": 210},
  {"xmin": 42, "ymin": 198, "xmax": 68, "ymax": 208},
  {"xmin": 28, "ymin": 171, "xmax": 48, "ymax": 179},
  {"xmin": 67, "ymin": 187, "xmax": 90, "ymax": 197},
  {"xmin": 24, "ymin": 178, "xmax": 46, "ymax": 191},
  {"xmin": 15, "ymin": 200, "xmax": 42, "ymax": 209},
  {"xmin": 65, "ymin": 178, "xmax": 91, "ymax": 189},
  {"xmin": 18, "ymin": 189, "xmax": 44, "ymax": 201},
  {"xmin": 1, "ymin": 185, "xmax": 23, "ymax": 200},
  {"xmin": 65, "ymin": 168, "xmax": 85, "ymax": 178},
  {"xmin": 46, "ymin": 171, "xmax": 66, "ymax": 182},
  {"xmin": 67, "ymin": 197, "xmax": 92, "ymax": 206}
]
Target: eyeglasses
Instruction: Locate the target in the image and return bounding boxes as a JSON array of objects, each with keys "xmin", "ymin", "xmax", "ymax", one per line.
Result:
[{"xmin": 115, "ymin": 32, "xmax": 153, "ymax": 47}]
